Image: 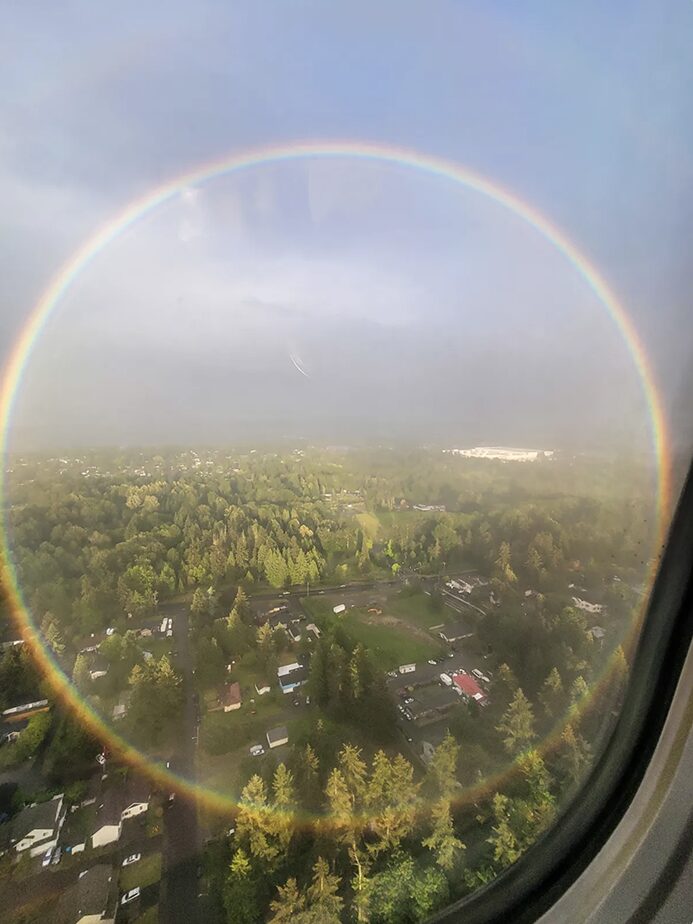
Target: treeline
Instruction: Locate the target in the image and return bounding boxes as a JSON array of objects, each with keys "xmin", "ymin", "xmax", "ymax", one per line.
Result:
[{"xmin": 6, "ymin": 449, "xmax": 652, "ymax": 653}]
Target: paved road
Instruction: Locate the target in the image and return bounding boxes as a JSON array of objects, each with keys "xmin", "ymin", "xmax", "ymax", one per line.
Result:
[{"xmin": 158, "ymin": 603, "xmax": 202, "ymax": 924}]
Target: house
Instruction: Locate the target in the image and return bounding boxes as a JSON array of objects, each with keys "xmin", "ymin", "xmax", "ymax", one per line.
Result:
[
  {"xmin": 452, "ymin": 672, "xmax": 487, "ymax": 704},
  {"xmin": 589, "ymin": 625, "xmax": 606, "ymax": 647},
  {"xmin": 220, "ymin": 682, "xmax": 242, "ymax": 712},
  {"xmin": 112, "ymin": 693, "xmax": 131, "ymax": 722},
  {"xmin": 277, "ymin": 663, "xmax": 308, "ymax": 694},
  {"xmin": 266, "ymin": 726, "xmax": 289, "ymax": 749},
  {"xmin": 91, "ymin": 779, "xmax": 150, "ymax": 848},
  {"xmin": 306, "ymin": 623, "xmax": 321, "ymax": 639},
  {"xmin": 91, "ymin": 789, "xmax": 123, "ymax": 848},
  {"xmin": 88, "ymin": 656, "xmax": 109, "ymax": 681},
  {"xmin": 120, "ymin": 778, "xmax": 150, "ymax": 821},
  {"xmin": 446, "ymin": 580, "xmax": 473, "ymax": 595},
  {"xmin": 254, "ymin": 680, "xmax": 271, "ymax": 696},
  {"xmin": 11, "ymin": 794, "xmax": 66, "ymax": 856},
  {"xmin": 438, "ymin": 621, "xmax": 472, "ymax": 644},
  {"xmin": 572, "ymin": 596, "xmax": 604, "ymax": 615},
  {"xmin": 287, "ymin": 622, "xmax": 302, "ymax": 642},
  {"xmin": 56, "ymin": 863, "xmax": 114, "ymax": 924}
]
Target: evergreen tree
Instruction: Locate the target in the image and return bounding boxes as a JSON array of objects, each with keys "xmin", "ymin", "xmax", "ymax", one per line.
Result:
[
  {"xmin": 268, "ymin": 878, "xmax": 305, "ymax": 923},
  {"xmin": 422, "ymin": 797, "xmax": 465, "ymax": 871},
  {"xmin": 556, "ymin": 722, "xmax": 592, "ymax": 786},
  {"xmin": 496, "ymin": 688, "xmax": 536, "ymax": 755},
  {"xmin": 224, "ymin": 848, "xmax": 260, "ymax": 924},
  {"xmin": 538, "ymin": 667, "xmax": 565, "ymax": 719},
  {"xmin": 488, "ymin": 793, "xmax": 521, "ymax": 868},
  {"xmin": 305, "ymin": 857, "xmax": 343, "ymax": 922},
  {"xmin": 428, "ymin": 732, "xmax": 459, "ymax": 798}
]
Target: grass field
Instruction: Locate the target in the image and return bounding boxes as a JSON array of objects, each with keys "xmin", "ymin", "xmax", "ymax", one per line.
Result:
[
  {"xmin": 119, "ymin": 852, "xmax": 162, "ymax": 892},
  {"xmin": 340, "ymin": 609, "xmax": 444, "ymax": 668},
  {"xmin": 388, "ymin": 590, "xmax": 447, "ymax": 629}
]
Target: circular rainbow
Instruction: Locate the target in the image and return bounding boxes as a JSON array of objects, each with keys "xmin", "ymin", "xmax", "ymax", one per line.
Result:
[{"xmin": 0, "ymin": 140, "xmax": 672, "ymax": 815}]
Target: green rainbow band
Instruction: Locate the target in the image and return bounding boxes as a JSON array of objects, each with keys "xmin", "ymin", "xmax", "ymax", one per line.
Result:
[{"xmin": 0, "ymin": 140, "xmax": 672, "ymax": 815}]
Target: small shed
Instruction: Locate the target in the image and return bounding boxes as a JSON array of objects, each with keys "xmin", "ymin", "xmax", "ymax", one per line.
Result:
[{"xmin": 266, "ymin": 726, "xmax": 289, "ymax": 749}]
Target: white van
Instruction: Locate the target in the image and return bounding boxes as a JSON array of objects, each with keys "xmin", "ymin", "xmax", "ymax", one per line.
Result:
[{"xmin": 440, "ymin": 673, "xmax": 453, "ymax": 686}]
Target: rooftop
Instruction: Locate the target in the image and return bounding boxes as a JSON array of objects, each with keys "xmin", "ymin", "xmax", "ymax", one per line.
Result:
[
  {"xmin": 11, "ymin": 794, "xmax": 63, "ymax": 842},
  {"xmin": 220, "ymin": 681, "xmax": 242, "ymax": 708},
  {"xmin": 267, "ymin": 725, "xmax": 289, "ymax": 745},
  {"xmin": 453, "ymin": 672, "xmax": 485, "ymax": 700}
]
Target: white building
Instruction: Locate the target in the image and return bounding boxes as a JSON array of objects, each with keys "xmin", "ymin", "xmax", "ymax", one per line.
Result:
[{"xmin": 445, "ymin": 447, "xmax": 554, "ymax": 463}]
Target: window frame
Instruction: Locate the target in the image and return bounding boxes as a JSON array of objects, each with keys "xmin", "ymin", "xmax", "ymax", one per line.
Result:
[{"xmin": 431, "ymin": 463, "xmax": 693, "ymax": 924}]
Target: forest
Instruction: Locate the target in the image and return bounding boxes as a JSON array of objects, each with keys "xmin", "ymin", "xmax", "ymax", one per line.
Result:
[{"xmin": 0, "ymin": 446, "xmax": 657, "ymax": 922}]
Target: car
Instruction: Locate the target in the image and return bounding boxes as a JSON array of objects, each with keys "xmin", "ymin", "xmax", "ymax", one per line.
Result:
[
  {"xmin": 122, "ymin": 853, "xmax": 141, "ymax": 867},
  {"xmin": 120, "ymin": 887, "xmax": 140, "ymax": 906},
  {"xmin": 305, "ymin": 695, "xmax": 310, "ymax": 705},
  {"xmin": 406, "ymin": 736, "xmax": 413, "ymax": 742},
  {"xmin": 404, "ymin": 697, "xmax": 414, "ymax": 704},
  {"xmin": 41, "ymin": 849, "xmax": 53, "ymax": 867},
  {"xmin": 472, "ymin": 668, "xmax": 484, "ymax": 680},
  {"xmin": 106, "ymin": 627, "xmax": 115, "ymax": 636},
  {"xmin": 51, "ymin": 847, "xmax": 62, "ymax": 865},
  {"xmin": 250, "ymin": 744, "xmax": 265, "ymax": 757},
  {"xmin": 387, "ymin": 671, "xmax": 398, "ymax": 678},
  {"xmin": 292, "ymin": 699, "xmax": 300, "ymax": 707},
  {"xmin": 428, "ymin": 659, "xmax": 437, "ymax": 665}
]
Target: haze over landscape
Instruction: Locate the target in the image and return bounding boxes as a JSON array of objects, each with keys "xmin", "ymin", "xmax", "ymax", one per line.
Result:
[{"xmin": 1, "ymin": 2, "xmax": 692, "ymax": 453}]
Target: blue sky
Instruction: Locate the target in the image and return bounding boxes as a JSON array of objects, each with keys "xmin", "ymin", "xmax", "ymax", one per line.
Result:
[{"xmin": 1, "ymin": 1, "xmax": 691, "ymax": 450}]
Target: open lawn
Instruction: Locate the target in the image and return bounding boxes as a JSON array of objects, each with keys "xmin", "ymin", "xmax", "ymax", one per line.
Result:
[
  {"xmin": 340, "ymin": 609, "xmax": 444, "ymax": 668},
  {"xmin": 119, "ymin": 852, "xmax": 162, "ymax": 892},
  {"xmin": 388, "ymin": 590, "xmax": 447, "ymax": 629},
  {"xmin": 200, "ymin": 696, "xmax": 288, "ymax": 757}
]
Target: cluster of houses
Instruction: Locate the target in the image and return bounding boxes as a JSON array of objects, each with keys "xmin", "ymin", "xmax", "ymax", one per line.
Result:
[
  {"xmin": 0, "ymin": 771, "xmax": 155, "ymax": 922},
  {"xmin": 0, "ymin": 774, "xmax": 151, "ymax": 861}
]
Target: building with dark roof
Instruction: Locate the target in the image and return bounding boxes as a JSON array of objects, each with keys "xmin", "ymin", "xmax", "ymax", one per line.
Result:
[
  {"xmin": 220, "ymin": 681, "xmax": 242, "ymax": 712},
  {"xmin": 91, "ymin": 777, "xmax": 150, "ymax": 847},
  {"xmin": 438, "ymin": 621, "xmax": 473, "ymax": 643},
  {"xmin": 406, "ymin": 685, "xmax": 459, "ymax": 725},
  {"xmin": 266, "ymin": 726, "xmax": 289, "ymax": 749},
  {"xmin": 56, "ymin": 863, "xmax": 114, "ymax": 924},
  {"xmin": 277, "ymin": 663, "xmax": 308, "ymax": 694},
  {"xmin": 10, "ymin": 793, "xmax": 65, "ymax": 857}
]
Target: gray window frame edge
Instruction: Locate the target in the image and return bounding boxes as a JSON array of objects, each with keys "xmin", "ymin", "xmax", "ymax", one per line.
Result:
[{"xmin": 429, "ymin": 461, "xmax": 693, "ymax": 924}]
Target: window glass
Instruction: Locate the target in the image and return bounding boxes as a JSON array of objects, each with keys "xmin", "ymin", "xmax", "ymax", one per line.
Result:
[{"xmin": 0, "ymin": 4, "xmax": 690, "ymax": 923}]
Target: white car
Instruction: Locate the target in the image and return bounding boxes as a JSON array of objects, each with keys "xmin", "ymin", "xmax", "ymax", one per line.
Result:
[
  {"xmin": 122, "ymin": 853, "xmax": 141, "ymax": 867},
  {"xmin": 121, "ymin": 887, "xmax": 140, "ymax": 906},
  {"xmin": 249, "ymin": 744, "xmax": 265, "ymax": 757},
  {"xmin": 106, "ymin": 627, "xmax": 115, "ymax": 636},
  {"xmin": 41, "ymin": 848, "xmax": 53, "ymax": 867},
  {"xmin": 427, "ymin": 659, "xmax": 437, "ymax": 665}
]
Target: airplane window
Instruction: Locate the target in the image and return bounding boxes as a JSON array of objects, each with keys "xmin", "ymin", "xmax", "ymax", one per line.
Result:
[{"xmin": 0, "ymin": 4, "xmax": 690, "ymax": 923}]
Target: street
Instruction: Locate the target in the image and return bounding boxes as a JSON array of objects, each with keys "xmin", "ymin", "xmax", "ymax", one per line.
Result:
[{"xmin": 158, "ymin": 603, "xmax": 203, "ymax": 924}]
